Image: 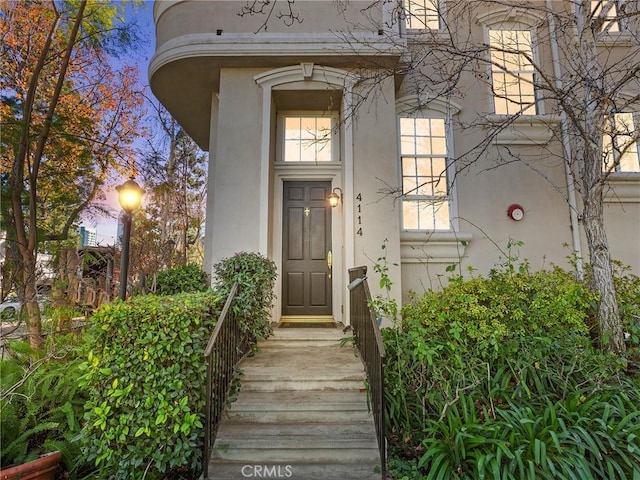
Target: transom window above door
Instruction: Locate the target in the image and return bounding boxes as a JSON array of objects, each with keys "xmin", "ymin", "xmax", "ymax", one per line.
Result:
[{"xmin": 283, "ymin": 115, "xmax": 335, "ymax": 162}]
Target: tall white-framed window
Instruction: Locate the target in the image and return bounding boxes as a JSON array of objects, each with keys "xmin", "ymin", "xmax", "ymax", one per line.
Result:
[
  {"xmin": 404, "ymin": 0, "xmax": 440, "ymax": 30},
  {"xmin": 279, "ymin": 114, "xmax": 338, "ymax": 163},
  {"xmin": 400, "ymin": 116, "xmax": 451, "ymax": 230},
  {"xmin": 603, "ymin": 112, "xmax": 640, "ymax": 172},
  {"xmin": 489, "ymin": 29, "xmax": 537, "ymax": 115}
]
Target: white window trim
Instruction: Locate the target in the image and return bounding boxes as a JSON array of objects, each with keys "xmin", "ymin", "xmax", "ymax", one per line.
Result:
[
  {"xmin": 400, "ymin": 231, "xmax": 473, "ymax": 264},
  {"xmin": 396, "ymin": 95, "xmax": 462, "ymax": 232},
  {"xmin": 604, "ymin": 174, "xmax": 640, "ymax": 203},
  {"xmin": 477, "ymin": 9, "xmax": 545, "ymax": 117},
  {"xmin": 485, "ymin": 114, "xmax": 560, "ymax": 145},
  {"xmin": 276, "ymin": 111, "xmax": 340, "ymax": 165}
]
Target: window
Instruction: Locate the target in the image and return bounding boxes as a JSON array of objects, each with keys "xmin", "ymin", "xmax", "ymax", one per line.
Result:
[
  {"xmin": 603, "ymin": 112, "xmax": 640, "ymax": 172},
  {"xmin": 405, "ymin": 0, "xmax": 440, "ymax": 29},
  {"xmin": 283, "ymin": 116, "xmax": 333, "ymax": 162},
  {"xmin": 489, "ymin": 29, "xmax": 536, "ymax": 115},
  {"xmin": 591, "ymin": 1, "xmax": 624, "ymax": 33},
  {"xmin": 400, "ymin": 117, "xmax": 450, "ymax": 230}
]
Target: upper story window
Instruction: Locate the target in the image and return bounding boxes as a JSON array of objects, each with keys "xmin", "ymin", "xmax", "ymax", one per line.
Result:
[
  {"xmin": 591, "ymin": 1, "xmax": 625, "ymax": 33},
  {"xmin": 282, "ymin": 115, "xmax": 334, "ymax": 162},
  {"xmin": 405, "ymin": 0, "xmax": 440, "ymax": 30},
  {"xmin": 603, "ymin": 112, "xmax": 640, "ymax": 172},
  {"xmin": 400, "ymin": 116, "xmax": 451, "ymax": 230},
  {"xmin": 489, "ymin": 29, "xmax": 537, "ymax": 115}
]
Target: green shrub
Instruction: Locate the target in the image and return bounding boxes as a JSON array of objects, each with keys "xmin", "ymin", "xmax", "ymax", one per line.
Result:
[
  {"xmin": 155, "ymin": 263, "xmax": 209, "ymax": 295},
  {"xmin": 384, "ymin": 264, "xmax": 640, "ymax": 479},
  {"xmin": 79, "ymin": 252, "xmax": 278, "ymax": 479},
  {"xmin": 0, "ymin": 337, "xmax": 89, "ymax": 478},
  {"xmin": 78, "ymin": 291, "xmax": 221, "ymax": 479},
  {"xmin": 212, "ymin": 252, "xmax": 277, "ymax": 341}
]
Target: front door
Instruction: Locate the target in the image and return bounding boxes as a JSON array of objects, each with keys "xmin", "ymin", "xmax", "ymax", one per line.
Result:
[{"xmin": 282, "ymin": 181, "xmax": 332, "ymax": 316}]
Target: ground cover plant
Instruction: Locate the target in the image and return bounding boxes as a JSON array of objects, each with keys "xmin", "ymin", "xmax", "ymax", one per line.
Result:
[
  {"xmin": 384, "ymin": 263, "xmax": 640, "ymax": 480},
  {"xmin": 0, "ymin": 334, "xmax": 90, "ymax": 479}
]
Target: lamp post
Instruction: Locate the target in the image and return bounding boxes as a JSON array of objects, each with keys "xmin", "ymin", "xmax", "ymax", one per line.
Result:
[{"xmin": 116, "ymin": 177, "xmax": 144, "ymax": 300}]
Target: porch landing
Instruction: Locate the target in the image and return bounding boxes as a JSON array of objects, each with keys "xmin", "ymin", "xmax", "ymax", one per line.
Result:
[{"xmin": 205, "ymin": 327, "xmax": 382, "ymax": 480}]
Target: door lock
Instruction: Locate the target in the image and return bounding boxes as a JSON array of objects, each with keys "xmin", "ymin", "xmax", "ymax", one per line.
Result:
[{"xmin": 327, "ymin": 250, "xmax": 333, "ymax": 279}]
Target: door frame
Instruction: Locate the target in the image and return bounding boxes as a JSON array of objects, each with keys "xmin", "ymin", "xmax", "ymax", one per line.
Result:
[{"xmin": 271, "ymin": 166, "xmax": 344, "ymax": 324}]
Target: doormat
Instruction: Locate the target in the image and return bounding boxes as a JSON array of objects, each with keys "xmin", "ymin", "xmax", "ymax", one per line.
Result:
[{"xmin": 278, "ymin": 322, "xmax": 337, "ymax": 328}]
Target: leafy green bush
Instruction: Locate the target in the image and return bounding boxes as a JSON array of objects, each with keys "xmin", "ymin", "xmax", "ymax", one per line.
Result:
[
  {"xmin": 0, "ymin": 337, "xmax": 89, "ymax": 478},
  {"xmin": 78, "ymin": 291, "xmax": 221, "ymax": 479},
  {"xmin": 212, "ymin": 252, "xmax": 277, "ymax": 341},
  {"xmin": 385, "ymin": 264, "xmax": 640, "ymax": 479},
  {"xmin": 79, "ymin": 252, "xmax": 278, "ymax": 479},
  {"xmin": 155, "ymin": 263, "xmax": 209, "ymax": 295}
]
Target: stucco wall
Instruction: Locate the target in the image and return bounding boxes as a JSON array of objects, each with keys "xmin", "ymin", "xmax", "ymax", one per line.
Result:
[
  {"xmin": 351, "ymin": 76, "xmax": 403, "ymax": 318},
  {"xmin": 205, "ymin": 68, "xmax": 265, "ymax": 267}
]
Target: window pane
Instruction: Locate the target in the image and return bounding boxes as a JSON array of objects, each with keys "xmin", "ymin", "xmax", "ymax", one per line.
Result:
[
  {"xmin": 400, "ymin": 116, "xmax": 451, "ymax": 230},
  {"xmin": 433, "ymin": 201, "xmax": 450, "ymax": 230},
  {"xmin": 490, "ymin": 29, "xmax": 536, "ymax": 115},
  {"xmin": 592, "ymin": 2, "xmax": 620, "ymax": 32},
  {"xmin": 431, "ymin": 137, "xmax": 446, "ymax": 155},
  {"xmin": 416, "ymin": 135, "xmax": 431, "ymax": 155},
  {"xmin": 285, "ymin": 140, "xmax": 300, "ymax": 162},
  {"xmin": 431, "ymin": 157, "xmax": 447, "ymax": 195},
  {"xmin": 283, "ymin": 115, "xmax": 334, "ymax": 162},
  {"xmin": 285, "ymin": 117, "xmax": 301, "ymax": 140},
  {"xmin": 400, "ymin": 117, "xmax": 415, "ymax": 136},
  {"xmin": 431, "ymin": 118, "xmax": 445, "ymax": 137},
  {"xmin": 405, "ymin": 0, "xmax": 439, "ymax": 29},
  {"xmin": 403, "ymin": 201, "xmax": 420, "ymax": 230},
  {"xmin": 603, "ymin": 113, "xmax": 640, "ymax": 172}
]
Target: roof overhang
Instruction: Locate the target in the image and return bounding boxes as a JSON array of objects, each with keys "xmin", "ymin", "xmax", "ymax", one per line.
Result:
[{"xmin": 149, "ymin": 33, "xmax": 404, "ymax": 150}]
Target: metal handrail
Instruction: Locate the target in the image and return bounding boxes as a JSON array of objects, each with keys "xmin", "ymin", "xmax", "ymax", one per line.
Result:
[
  {"xmin": 348, "ymin": 266, "xmax": 387, "ymax": 478},
  {"xmin": 202, "ymin": 282, "xmax": 254, "ymax": 479}
]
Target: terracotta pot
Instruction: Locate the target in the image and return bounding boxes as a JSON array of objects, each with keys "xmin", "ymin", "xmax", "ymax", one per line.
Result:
[{"xmin": 0, "ymin": 451, "xmax": 62, "ymax": 480}]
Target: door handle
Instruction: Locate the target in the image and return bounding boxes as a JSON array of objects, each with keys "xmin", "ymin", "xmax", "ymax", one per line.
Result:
[{"xmin": 327, "ymin": 250, "xmax": 332, "ymax": 279}]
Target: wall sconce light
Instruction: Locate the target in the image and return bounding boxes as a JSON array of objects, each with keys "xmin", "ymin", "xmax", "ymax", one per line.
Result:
[{"xmin": 328, "ymin": 187, "xmax": 343, "ymax": 208}]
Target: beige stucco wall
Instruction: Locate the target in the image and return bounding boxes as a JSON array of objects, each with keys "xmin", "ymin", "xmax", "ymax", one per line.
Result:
[
  {"xmin": 154, "ymin": 0, "xmax": 640, "ymax": 308},
  {"xmin": 351, "ymin": 76, "xmax": 403, "ymax": 317},
  {"xmin": 205, "ymin": 68, "xmax": 265, "ymax": 268},
  {"xmin": 155, "ymin": 0, "xmax": 383, "ymax": 43}
]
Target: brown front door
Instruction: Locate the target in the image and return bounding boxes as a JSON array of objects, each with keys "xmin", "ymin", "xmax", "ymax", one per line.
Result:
[{"xmin": 282, "ymin": 181, "xmax": 332, "ymax": 316}]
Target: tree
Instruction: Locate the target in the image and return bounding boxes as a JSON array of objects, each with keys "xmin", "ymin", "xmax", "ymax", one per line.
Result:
[
  {"xmin": 240, "ymin": 0, "xmax": 639, "ymax": 354},
  {"xmin": 139, "ymin": 104, "xmax": 207, "ymax": 268},
  {"xmin": 389, "ymin": 0, "xmax": 638, "ymax": 354},
  {"xmin": 1, "ymin": 0, "xmax": 144, "ymax": 348}
]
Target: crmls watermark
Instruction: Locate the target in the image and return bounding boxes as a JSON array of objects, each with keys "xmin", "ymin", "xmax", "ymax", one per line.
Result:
[{"xmin": 241, "ymin": 464, "xmax": 293, "ymax": 478}]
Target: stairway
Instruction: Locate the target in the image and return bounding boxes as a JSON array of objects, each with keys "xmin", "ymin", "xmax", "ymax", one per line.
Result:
[{"xmin": 206, "ymin": 326, "xmax": 382, "ymax": 480}]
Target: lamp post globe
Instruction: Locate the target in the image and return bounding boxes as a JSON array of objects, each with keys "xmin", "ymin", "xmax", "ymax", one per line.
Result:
[{"xmin": 116, "ymin": 178, "xmax": 144, "ymax": 300}]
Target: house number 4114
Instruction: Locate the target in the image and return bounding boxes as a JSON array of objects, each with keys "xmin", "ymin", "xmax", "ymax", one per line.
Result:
[{"xmin": 356, "ymin": 193, "xmax": 363, "ymax": 236}]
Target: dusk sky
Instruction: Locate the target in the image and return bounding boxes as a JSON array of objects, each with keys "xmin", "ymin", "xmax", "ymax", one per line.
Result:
[{"xmin": 91, "ymin": 1, "xmax": 157, "ymax": 245}]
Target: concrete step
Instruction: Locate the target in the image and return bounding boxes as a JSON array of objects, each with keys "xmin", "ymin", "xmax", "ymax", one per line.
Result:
[
  {"xmin": 207, "ymin": 327, "xmax": 381, "ymax": 479},
  {"xmin": 207, "ymin": 461, "xmax": 382, "ymax": 480},
  {"xmin": 224, "ymin": 390, "xmax": 371, "ymax": 422},
  {"xmin": 213, "ymin": 423, "xmax": 379, "ymax": 461},
  {"xmin": 215, "ymin": 422, "xmax": 378, "ymax": 444}
]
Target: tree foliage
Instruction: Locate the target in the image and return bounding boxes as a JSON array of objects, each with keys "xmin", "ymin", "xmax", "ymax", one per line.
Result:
[
  {"xmin": 0, "ymin": 0, "xmax": 145, "ymax": 347},
  {"xmin": 123, "ymin": 104, "xmax": 207, "ymax": 294}
]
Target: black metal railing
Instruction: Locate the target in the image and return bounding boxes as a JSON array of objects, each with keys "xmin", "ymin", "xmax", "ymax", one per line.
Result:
[
  {"xmin": 348, "ymin": 266, "xmax": 387, "ymax": 478},
  {"xmin": 202, "ymin": 282, "xmax": 253, "ymax": 479}
]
